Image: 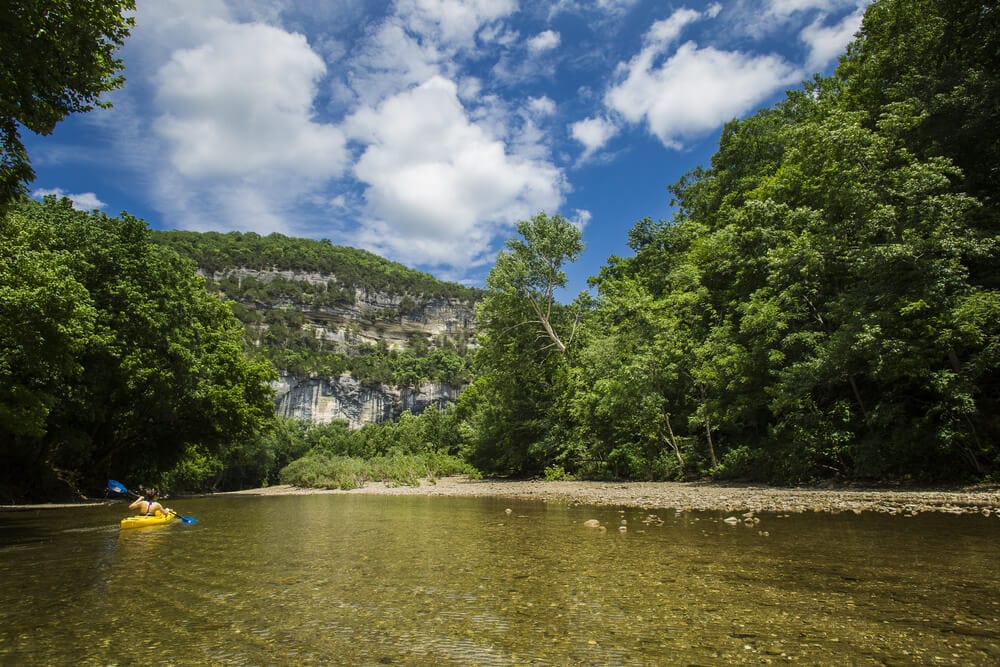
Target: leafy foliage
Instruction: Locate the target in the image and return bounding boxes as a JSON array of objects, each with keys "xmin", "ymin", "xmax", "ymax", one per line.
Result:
[
  {"xmin": 152, "ymin": 230, "xmax": 480, "ymax": 299},
  {"xmin": 458, "ymin": 213, "xmax": 587, "ymax": 476},
  {"xmin": 457, "ymin": 0, "xmax": 1000, "ymax": 484},
  {"xmin": 0, "ymin": 1, "xmax": 135, "ymax": 205},
  {"xmin": 0, "ymin": 197, "xmax": 277, "ymax": 500},
  {"xmin": 7, "ymin": 0, "xmax": 998, "ymax": 495},
  {"xmin": 277, "ymin": 406, "xmax": 477, "ymax": 489}
]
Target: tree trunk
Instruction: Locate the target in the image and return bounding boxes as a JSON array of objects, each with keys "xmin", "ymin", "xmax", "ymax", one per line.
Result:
[
  {"xmin": 848, "ymin": 375, "xmax": 868, "ymax": 420},
  {"xmin": 705, "ymin": 414, "xmax": 717, "ymax": 468},
  {"xmin": 699, "ymin": 386, "xmax": 718, "ymax": 468},
  {"xmin": 664, "ymin": 412, "xmax": 685, "ymax": 469}
]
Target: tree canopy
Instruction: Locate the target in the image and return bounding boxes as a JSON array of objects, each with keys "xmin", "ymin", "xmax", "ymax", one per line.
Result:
[
  {"xmin": 152, "ymin": 230, "xmax": 480, "ymax": 300},
  {"xmin": 0, "ymin": 0, "xmax": 135, "ymax": 206},
  {"xmin": 0, "ymin": 197, "xmax": 276, "ymax": 500},
  {"xmin": 460, "ymin": 0, "xmax": 1000, "ymax": 483}
]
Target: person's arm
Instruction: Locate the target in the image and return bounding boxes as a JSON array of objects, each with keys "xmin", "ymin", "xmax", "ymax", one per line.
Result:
[{"xmin": 128, "ymin": 496, "xmax": 144, "ymax": 510}]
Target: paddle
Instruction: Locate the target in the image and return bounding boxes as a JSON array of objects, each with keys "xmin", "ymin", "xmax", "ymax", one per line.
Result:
[{"xmin": 107, "ymin": 479, "xmax": 198, "ymax": 524}]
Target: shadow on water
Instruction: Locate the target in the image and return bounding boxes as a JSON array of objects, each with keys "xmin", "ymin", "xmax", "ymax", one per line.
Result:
[{"xmin": 1, "ymin": 494, "xmax": 998, "ymax": 665}]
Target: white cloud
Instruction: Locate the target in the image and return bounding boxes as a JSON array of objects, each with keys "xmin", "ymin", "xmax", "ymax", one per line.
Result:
[
  {"xmin": 347, "ymin": 18, "xmax": 445, "ymax": 105},
  {"xmin": 570, "ymin": 208, "xmax": 591, "ymax": 231},
  {"xmin": 800, "ymin": 6, "xmax": 866, "ymax": 70},
  {"xmin": 646, "ymin": 8, "xmax": 702, "ymax": 45},
  {"xmin": 570, "ymin": 116, "xmax": 618, "ymax": 160},
  {"xmin": 395, "ymin": 0, "xmax": 518, "ymax": 49},
  {"xmin": 547, "ymin": 0, "xmax": 640, "ymax": 20},
  {"xmin": 764, "ymin": 0, "xmax": 860, "ymax": 20},
  {"xmin": 149, "ymin": 170, "xmax": 295, "ymax": 235},
  {"xmin": 32, "ymin": 188, "xmax": 106, "ymax": 211},
  {"xmin": 458, "ymin": 76, "xmax": 484, "ymax": 101},
  {"xmin": 738, "ymin": 0, "xmax": 869, "ymax": 41},
  {"xmin": 528, "ymin": 96, "xmax": 557, "ymax": 116},
  {"xmin": 528, "ymin": 29, "xmax": 561, "ymax": 53},
  {"xmin": 153, "ymin": 20, "xmax": 347, "ymax": 180},
  {"xmin": 344, "ymin": 76, "xmax": 565, "ymax": 268},
  {"xmin": 478, "ymin": 21, "xmax": 520, "ymax": 48},
  {"xmin": 604, "ymin": 7, "xmax": 801, "ymax": 148}
]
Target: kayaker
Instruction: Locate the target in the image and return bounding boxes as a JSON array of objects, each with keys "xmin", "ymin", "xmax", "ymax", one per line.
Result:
[{"xmin": 129, "ymin": 488, "xmax": 172, "ymax": 517}]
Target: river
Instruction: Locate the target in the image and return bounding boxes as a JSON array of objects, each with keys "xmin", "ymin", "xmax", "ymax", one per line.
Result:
[{"xmin": 1, "ymin": 494, "xmax": 997, "ymax": 665}]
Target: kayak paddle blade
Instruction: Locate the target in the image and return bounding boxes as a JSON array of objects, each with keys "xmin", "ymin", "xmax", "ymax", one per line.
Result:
[
  {"xmin": 108, "ymin": 479, "xmax": 128, "ymax": 495},
  {"xmin": 168, "ymin": 509, "xmax": 198, "ymax": 524}
]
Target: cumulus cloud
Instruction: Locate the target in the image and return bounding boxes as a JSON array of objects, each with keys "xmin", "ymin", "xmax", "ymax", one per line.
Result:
[
  {"xmin": 347, "ymin": 18, "xmax": 445, "ymax": 106},
  {"xmin": 604, "ymin": 7, "xmax": 800, "ymax": 149},
  {"xmin": 646, "ymin": 8, "xmax": 702, "ymax": 44},
  {"xmin": 528, "ymin": 29, "xmax": 561, "ymax": 53},
  {"xmin": 32, "ymin": 188, "xmax": 106, "ymax": 211},
  {"xmin": 394, "ymin": 0, "xmax": 518, "ymax": 50},
  {"xmin": 527, "ymin": 96, "xmax": 557, "ymax": 116},
  {"xmin": 569, "ymin": 208, "xmax": 592, "ymax": 230},
  {"xmin": 153, "ymin": 21, "xmax": 347, "ymax": 180},
  {"xmin": 763, "ymin": 0, "xmax": 861, "ymax": 20},
  {"xmin": 570, "ymin": 116, "xmax": 618, "ymax": 160},
  {"xmin": 547, "ymin": 0, "xmax": 641, "ymax": 20},
  {"xmin": 344, "ymin": 76, "xmax": 565, "ymax": 268},
  {"xmin": 738, "ymin": 0, "xmax": 869, "ymax": 41},
  {"xmin": 800, "ymin": 6, "xmax": 866, "ymax": 70}
]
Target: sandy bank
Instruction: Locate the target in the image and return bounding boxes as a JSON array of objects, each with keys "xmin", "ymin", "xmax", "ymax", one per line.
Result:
[{"xmin": 222, "ymin": 477, "xmax": 1000, "ymax": 516}]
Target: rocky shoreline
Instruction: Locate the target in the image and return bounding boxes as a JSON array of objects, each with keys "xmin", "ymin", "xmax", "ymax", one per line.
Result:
[
  {"xmin": 5, "ymin": 477, "xmax": 997, "ymax": 515},
  {"xmin": 223, "ymin": 476, "xmax": 1000, "ymax": 517}
]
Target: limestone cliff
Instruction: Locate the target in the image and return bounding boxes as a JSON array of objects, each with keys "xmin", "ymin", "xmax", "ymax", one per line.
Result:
[
  {"xmin": 272, "ymin": 373, "xmax": 464, "ymax": 428},
  {"xmin": 202, "ymin": 267, "xmax": 478, "ymax": 426}
]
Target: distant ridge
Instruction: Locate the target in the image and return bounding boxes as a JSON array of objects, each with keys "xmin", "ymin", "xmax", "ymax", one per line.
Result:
[{"xmin": 151, "ymin": 229, "xmax": 481, "ymax": 301}]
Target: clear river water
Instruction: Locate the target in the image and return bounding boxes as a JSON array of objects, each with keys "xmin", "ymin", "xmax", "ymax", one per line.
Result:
[{"xmin": 1, "ymin": 493, "xmax": 998, "ymax": 665}]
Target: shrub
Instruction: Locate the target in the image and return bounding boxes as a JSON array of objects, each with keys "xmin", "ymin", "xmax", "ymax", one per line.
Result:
[{"xmin": 279, "ymin": 450, "xmax": 479, "ymax": 489}]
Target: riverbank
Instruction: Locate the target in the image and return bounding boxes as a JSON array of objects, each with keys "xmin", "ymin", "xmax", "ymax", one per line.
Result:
[{"xmin": 223, "ymin": 477, "xmax": 1000, "ymax": 516}]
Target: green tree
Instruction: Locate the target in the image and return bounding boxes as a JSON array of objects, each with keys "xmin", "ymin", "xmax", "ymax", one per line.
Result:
[
  {"xmin": 0, "ymin": 197, "xmax": 277, "ymax": 500},
  {"xmin": 0, "ymin": 1, "xmax": 135, "ymax": 205},
  {"xmin": 838, "ymin": 0, "xmax": 1000, "ymax": 218},
  {"xmin": 481, "ymin": 212, "xmax": 584, "ymax": 355},
  {"xmin": 573, "ymin": 0, "xmax": 1000, "ymax": 482},
  {"xmin": 0, "ymin": 204, "xmax": 96, "ymax": 439},
  {"xmin": 458, "ymin": 212, "xmax": 585, "ymax": 475}
]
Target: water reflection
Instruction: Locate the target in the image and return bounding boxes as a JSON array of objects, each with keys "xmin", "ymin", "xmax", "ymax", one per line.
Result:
[{"xmin": 1, "ymin": 495, "xmax": 998, "ymax": 665}]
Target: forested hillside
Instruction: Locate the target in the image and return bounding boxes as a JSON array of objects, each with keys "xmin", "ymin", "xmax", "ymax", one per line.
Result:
[
  {"xmin": 0, "ymin": 203, "xmax": 481, "ymax": 500},
  {"xmin": 153, "ymin": 230, "xmax": 480, "ymax": 389},
  {"xmin": 153, "ymin": 230, "xmax": 479, "ymax": 300},
  {"xmin": 459, "ymin": 0, "xmax": 1000, "ymax": 484}
]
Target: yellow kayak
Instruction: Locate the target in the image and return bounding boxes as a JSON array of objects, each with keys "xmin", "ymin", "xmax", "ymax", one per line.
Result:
[{"xmin": 120, "ymin": 513, "xmax": 174, "ymax": 529}]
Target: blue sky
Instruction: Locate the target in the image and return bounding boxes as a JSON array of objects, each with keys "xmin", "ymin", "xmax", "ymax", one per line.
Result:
[{"xmin": 26, "ymin": 0, "xmax": 869, "ymax": 297}]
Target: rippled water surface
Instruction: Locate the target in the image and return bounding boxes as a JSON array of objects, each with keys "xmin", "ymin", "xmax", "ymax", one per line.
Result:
[{"xmin": 1, "ymin": 494, "xmax": 998, "ymax": 665}]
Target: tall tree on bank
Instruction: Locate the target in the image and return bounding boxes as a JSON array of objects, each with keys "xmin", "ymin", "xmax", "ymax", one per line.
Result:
[
  {"xmin": 459, "ymin": 213, "xmax": 585, "ymax": 475},
  {"xmin": 0, "ymin": 198, "xmax": 277, "ymax": 501},
  {"xmin": 0, "ymin": 0, "xmax": 135, "ymax": 207},
  {"xmin": 480, "ymin": 212, "xmax": 585, "ymax": 355}
]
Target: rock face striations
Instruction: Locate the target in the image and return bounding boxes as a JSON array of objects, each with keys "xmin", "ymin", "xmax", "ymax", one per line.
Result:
[
  {"xmin": 151, "ymin": 230, "xmax": 481, "ymax": 428},
  {"xmin": 202, "ymin": 267, "xmax": 479, "ymax": 428},
  {"xmin": 273, "ymin": 373, "xmax": 464, "ymax": 429}
]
